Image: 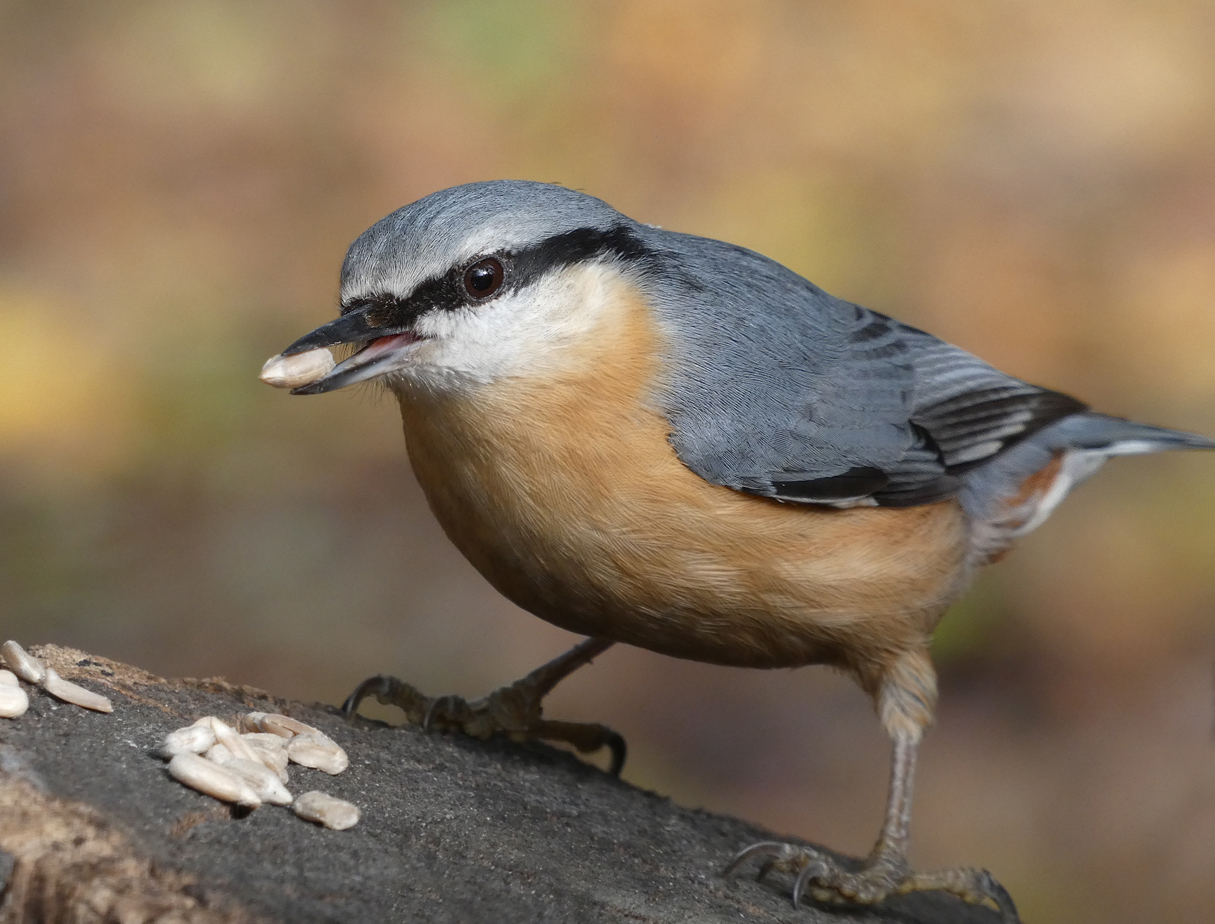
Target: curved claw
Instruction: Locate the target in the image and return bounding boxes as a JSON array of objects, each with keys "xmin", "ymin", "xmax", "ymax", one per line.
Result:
[
  {"xmin": 979, "ymin": 869, "xmax": 1020, "ymax": 923},
  {"xmin": 341, "ymin": 673, "xmax": 431, "ymax": 725},
  {"xmin": 722, "ymin": 841, "xmax": 791, "ymax": 879},
  {"xmin": 533, "ymin": 719, "xmax": 628, "ymax": 776},
  {"xmin": 605, "ymin": 730, "xmax": 627, "ymax": 777},
  {"xmin": 341, "ymin": 674, "xmax": 390, "ymax": 718},
  {"xmin": 791, "ymin": 858, "xmax": 832, "ymax": 908}
]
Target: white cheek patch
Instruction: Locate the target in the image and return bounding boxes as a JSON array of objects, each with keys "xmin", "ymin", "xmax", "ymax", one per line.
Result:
[{"xmin": 403, "ymin": 263, "xmax": 627, "ymax": 387}]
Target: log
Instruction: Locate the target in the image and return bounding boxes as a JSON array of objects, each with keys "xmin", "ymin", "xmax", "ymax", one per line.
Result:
[{"xmin": 0, "ymin": 645, "xmax": 1003, "ymax": 924}]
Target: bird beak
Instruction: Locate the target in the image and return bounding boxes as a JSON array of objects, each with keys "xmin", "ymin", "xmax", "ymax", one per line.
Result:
[{"xmin": 274, "ymin": 308, "xmax": 423, "ymax": 395}]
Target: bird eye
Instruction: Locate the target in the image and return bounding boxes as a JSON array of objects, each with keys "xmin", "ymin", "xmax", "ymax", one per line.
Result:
[{"xmin": 463, "ymin": 257, "xmax": 505, "ymax": 299}]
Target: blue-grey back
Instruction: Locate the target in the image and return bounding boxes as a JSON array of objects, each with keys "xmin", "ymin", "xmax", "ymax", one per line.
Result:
[{"xmin": 631, "ymin": 224, "xmax": 1093, "ymax": 510}]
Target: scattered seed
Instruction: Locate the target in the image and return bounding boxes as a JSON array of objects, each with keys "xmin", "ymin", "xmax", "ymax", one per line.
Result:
[
  {"xmin": 223, "ymin": 757, "xmax": 293, "ymax": 806},
  {"xmin": 249, "ymin": 713, "xmax": 349, "ymax": 773},
  {"xmin": 287, "ymin": 732, "xmax": 349, "ymax": 775},
  {"xmin": 0, "ymin": 670, "xmax": 17, "ymax": 687},
  {"xmin": 242, "ymin": 731, "xmax": 289, "ymax": 749},
  {"xmin": 258, "ymin": 349, "xmax": 335, "ymax": 389},
  {"xmin": 167, "ymin": 752, "xmax": 261, "ymax": 808},
  {"xmin": 246, "ymin": 712, "xmax": 292, "ymax": 738},
  {"xmin": 241, "ymin": 712, "xmax": 268, "ymax": 734},
  {"xmin": 205, "ymin": 742, "xmax": 235, "ymax": 765},
  {"xmin": 242, "ymin": 733, "xmax": 290, "ymax": 782},
  {"xmin": 207, "ymin": 716, "xmax": 261, "ymax": 765},
  {"xmin": 0, "ymin": 684, "xmax": 29, "ymax": 719},
  {"xmin": 158, "ymin": 724, "xmax": 217, "ymax": 759},
  {"xmin": 292, "ymin": 791, "xmax": 359, "ymax": 830},
  {"xmin": 43, "ymin": 667, "xmax": 112, "ymax": 713},
  {"xmin": 252, "ymin": 712, "xmax": 322, "ymax": 738},
  {"xmin": 2, "ymin": 641, "xmax": 45, "ymax": 684}
]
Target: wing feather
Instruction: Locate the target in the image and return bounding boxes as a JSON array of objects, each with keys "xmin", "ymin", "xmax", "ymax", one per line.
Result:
[{"xmin": 645, "ymin": 228, "xmax": 1089, "ymax": 508}]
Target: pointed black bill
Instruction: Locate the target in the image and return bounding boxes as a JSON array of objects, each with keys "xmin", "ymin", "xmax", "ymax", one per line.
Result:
[
  {"xmin": 281, "ymin": 309, "xmax": 414, "ymax": 357},
  {"xmin": 275, "ymin": 304, "xmax": 425, "ymax": 396}
]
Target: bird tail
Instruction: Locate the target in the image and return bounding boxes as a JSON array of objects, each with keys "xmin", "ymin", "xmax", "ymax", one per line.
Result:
[
  {"xmin": 1052, "ymin": 413, "xmax": 1215, "ymax": 456},
  {"xmin": 961, "ymin": 413, "xmax": 1213, "ymax": 560}
]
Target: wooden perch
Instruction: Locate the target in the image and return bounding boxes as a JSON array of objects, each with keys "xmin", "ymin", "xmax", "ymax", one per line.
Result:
[{"xmin": 0, "ymin": 645, "xmax": 1003, "ymax": 924}]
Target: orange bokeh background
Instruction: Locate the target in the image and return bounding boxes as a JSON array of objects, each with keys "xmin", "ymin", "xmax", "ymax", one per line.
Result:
[{"xmin": 3, "ymin": 3, "xmax": 1214, "ymax": 921}]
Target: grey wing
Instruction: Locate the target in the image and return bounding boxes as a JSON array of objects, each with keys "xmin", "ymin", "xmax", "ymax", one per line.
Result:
[
  {"xmin": 866, "ymin": 326, "xmax": 1086, "ymax": 506},
  {"xmin": 646, "ymin": 232, "xmax": 1086, "ymax": 507}
]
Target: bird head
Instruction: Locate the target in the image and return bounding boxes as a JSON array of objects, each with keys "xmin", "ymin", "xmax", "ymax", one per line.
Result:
[{"xmin": 272, "ymin": 181, "xmax": 651, "ymax": 395}]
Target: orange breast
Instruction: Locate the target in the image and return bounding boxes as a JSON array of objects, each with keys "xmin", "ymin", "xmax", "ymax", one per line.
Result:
[{"xmin": 394, "ymin": 279, "xmax": 971, "ymax": 679}]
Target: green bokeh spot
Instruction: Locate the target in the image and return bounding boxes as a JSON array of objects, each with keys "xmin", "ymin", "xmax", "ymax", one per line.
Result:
[
  {"xmin": 932, "ymin": 573, "xmax": 1007, "ymax": 664},
  {"xmin": 422, "ymin": 0, "xmax": 580, "ymax": 96}
]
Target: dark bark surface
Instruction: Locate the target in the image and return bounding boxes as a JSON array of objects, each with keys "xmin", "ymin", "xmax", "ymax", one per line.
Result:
[{"xmin": 0, "ymin": 645, "xmax": 1004, "ymax": 924}]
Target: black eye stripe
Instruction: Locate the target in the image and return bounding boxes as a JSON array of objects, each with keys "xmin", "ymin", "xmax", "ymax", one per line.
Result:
[
  {"xmin": 512, "ymin": 225, "xmax": 651, "ymax": 276},
  {"xmin": 340, "ymin": 224, "xmax": 654, "ymax": 321}
]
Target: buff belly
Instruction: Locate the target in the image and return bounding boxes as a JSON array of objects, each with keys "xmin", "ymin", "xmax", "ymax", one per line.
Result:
[{"xmin": 391, "ymin": 287, "xmax": 971, "ymax": 679}]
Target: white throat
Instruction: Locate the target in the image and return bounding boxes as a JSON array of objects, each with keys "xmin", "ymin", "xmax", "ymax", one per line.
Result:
[{"xmin": 386, "ymin": 262, "xmax": 631, "ymax": 392}]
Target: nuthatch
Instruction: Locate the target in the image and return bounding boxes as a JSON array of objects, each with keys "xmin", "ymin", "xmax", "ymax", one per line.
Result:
[{"xmin": 263, "ymin": 180, "xmax": 1213, "ymax": 919}]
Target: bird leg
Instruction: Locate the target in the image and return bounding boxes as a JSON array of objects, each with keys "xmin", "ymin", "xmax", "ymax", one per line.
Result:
[
  {"xmin": 725, "ymin": 650, "xmax": 1019, "ymax": 921},
  {"xmin": 341, "ymin": 636, "xmax": 626, "ymax": 774}
]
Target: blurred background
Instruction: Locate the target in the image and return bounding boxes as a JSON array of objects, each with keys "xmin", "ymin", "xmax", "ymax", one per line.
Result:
[{"xmin": 2, "ymin": 1, "xmax": 1214, "ymax": 920}]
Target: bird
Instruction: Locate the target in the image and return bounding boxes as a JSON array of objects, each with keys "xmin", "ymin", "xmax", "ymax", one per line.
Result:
[{"xmin": 261, "ymin": 180, "xmax": 1213, "ymax": 920}]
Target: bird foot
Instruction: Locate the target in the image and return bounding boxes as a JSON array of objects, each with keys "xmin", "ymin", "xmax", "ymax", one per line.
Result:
[
  {"xmin": 724, "ymin": 841, "xmax": 1019, "ymax": 922},
  {"xmin": 341, "ymin": 672, "xmax": 627, "ymax": 775}
]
